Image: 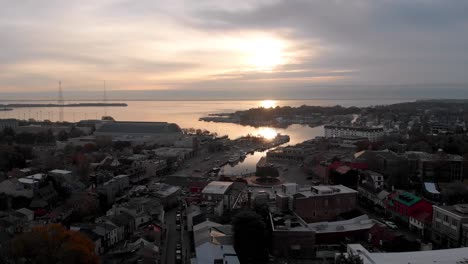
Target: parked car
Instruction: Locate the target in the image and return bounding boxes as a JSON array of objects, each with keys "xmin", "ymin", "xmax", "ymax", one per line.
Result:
[
  {"xmin": 176, "ymin": 243, "xmax": 181, "ymax": 250},
  {"xmin": 176, "ymin": 224, "xmax": 181, "ymax": 231}
]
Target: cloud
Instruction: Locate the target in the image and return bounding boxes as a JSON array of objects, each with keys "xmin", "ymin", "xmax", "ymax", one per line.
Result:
[{"xmin": 0, "ymin": 0, "xmax": 467, "ymax": 97}]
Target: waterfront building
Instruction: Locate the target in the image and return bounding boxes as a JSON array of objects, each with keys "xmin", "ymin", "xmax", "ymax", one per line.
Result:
[{"xmin": 324, "ymin": 125, "xmax": 385, "ymax": 142}]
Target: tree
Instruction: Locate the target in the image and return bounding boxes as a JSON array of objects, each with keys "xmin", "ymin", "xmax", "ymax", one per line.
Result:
[
  {"xmin": 441, "ymin": 181, "xmax": 468, "ymax": 204},
  {"xmin": 9, "ymin": 224, "xmax": 98, "ymax": 264},
  {"xmin": 232, "ymin": 210, "xmax": 268, "ymax": 264}
]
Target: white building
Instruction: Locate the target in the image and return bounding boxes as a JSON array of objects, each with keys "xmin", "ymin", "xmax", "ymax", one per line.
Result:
[
  {"xmin": 345, "ymin": 243, "xmax": 468, "ymax": 264},
  {"xmin": 324, "ymin": 125, "xmax": 385, "ymax": 142}
]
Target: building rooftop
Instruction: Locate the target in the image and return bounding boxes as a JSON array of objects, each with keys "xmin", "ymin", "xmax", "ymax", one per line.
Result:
[
  {"xmin": 49, "ymin": 169, "xmax": 72, "ymax": 175},
  {"xmin": 195, "ymin": 243, "xmax": 239, "ymax": 264},
  {"xmin": 18, "ymin": 178, "xmax": 38, "ymax": 185},
  {"xmin": 394, "ymin": 192, "xmax": 421, "ymax": 207},
  {"xmin": 435, "ymin": 204, "xmax": 468, "ymax": 218},
  {"xmin": 26, "ymin": 173, "xmax": 45, "ymax": 181},
  {"xmin": 295, "ymin": 185, "xmax": 357, "ymax": 197},
  {"xmin": 348, "ymin": 243, "xmax": 468, "ymax": 264},
  {"xmin": 96, "ymin": 121, "xmax": 182, "ymax": 134},
  {"xmin": 307, "ymin": 215, "xmax": 374, "ymax": 233},
  {"xmin": 202, "ymin": 181, "xmax": 234, "ymax": 195}
]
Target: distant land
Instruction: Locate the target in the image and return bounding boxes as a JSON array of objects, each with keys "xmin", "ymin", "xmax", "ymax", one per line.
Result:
[{"xmin": 0, "ymin": 103, "xmax": 128, "ymax": 108}]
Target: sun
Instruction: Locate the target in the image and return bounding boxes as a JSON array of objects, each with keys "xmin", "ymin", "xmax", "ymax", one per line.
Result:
[
  {"xmin": 260, "ymin": 100, "xmax": 277, "ymax": 108},
  {"xmin": 243, "ymin": 37, "xmax": 285, "ymax": 71}
]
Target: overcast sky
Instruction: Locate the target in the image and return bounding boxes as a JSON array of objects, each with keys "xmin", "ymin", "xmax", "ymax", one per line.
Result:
[{"xmin": 1, "ymin": 0, "xmax": 468, "ymax": 100}]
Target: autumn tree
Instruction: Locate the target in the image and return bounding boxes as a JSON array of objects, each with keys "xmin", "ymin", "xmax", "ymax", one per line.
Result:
[{"xmin": 9, "ymin": 224, "xmax": 99, "ymax": 264}]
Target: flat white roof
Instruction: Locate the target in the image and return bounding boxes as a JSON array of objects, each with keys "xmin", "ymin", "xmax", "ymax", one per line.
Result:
[
  {"xmin": 18, "ymin": 178, "xmax": 38, "ymax": 184},
  {"xmin": 348, "ymin": 243, "xmax": 468, "ymax": 264},
  {"xmin": 202, "ymin": 181, "xmax": 233, "ymax": 195},
  {"xmin": 49, "ymin": 169, "xmax": 72, "ymax": 175}
]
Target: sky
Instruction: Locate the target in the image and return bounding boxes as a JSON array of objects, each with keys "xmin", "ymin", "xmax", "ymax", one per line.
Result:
[{"xmin": 1, "ymin": 0, "xmax": 468, "ymax": 100}]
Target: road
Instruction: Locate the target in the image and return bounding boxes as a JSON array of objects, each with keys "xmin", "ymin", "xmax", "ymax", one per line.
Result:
[
  {"xmin": 162, "ymin": 205, "xmax": 191, "ymax": 264},
  {"xmin": 163, "ymin": 208, "xmax": 178, "ymax": 264}
]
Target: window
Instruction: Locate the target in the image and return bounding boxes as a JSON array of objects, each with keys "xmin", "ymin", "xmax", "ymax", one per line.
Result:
[{"xmin": 452, "ymin": 219, "xmax": 457, "ymax": 226}]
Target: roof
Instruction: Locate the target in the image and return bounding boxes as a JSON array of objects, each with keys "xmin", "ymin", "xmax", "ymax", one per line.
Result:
[
  {"xmin": 348, "ymin": 243, "xmax": 468, "ymax": 264},
  {"xmin": 377, "ymin": 190, "xmax": 390, "ymax": 201},
  {"xmin": 95, "ymin": 121, "xmax": 182, "ymax": 134},
  {"xmin": 434, "ymin": 204, "xmax": 468, "ymax": 218},
  {"xmin": 195, "ymin": 243, "xmax": 239, "ymax": 264},
  {"xmin": 18, "ymin": 178, "xmax": 37, "ymax": 184},
  {"xmin": 193, "ymin": 220, "xmax": 221, "ymax": 232},
  {"xmin": 394, "ymin": 192, "xmax": 421, "ymax": 207},
  {"xmin": 295, "ymin": 185, "xmax": 357, "ymax": 197},
  {"xmin": 26, "ymin": 173, "xmax": 45, "ymax": 180},
  {"xmin": 307, "ymin": 215, "xmax": 374, "ymax": 233},
  {"xmin": 202, "ymin": 181, "xmax": 233, "ymax": 195},
  {"xmin": 49, "ymin": 169, "xmax": 72, "ymax": 175},
  {"xmin": 423, "ymin": 182, "xmax": 440, "ymax": 194},
  {"xmin": 16, "ymin": 208, "xmax": 33, "ymax": 216}
]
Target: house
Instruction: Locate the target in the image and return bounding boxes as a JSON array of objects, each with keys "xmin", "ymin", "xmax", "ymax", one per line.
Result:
[
  {"xmin": 15, "ymin": 208, "xmax": 34, "ymax": 221},
  {"xmin": 385, "ymin": 192, "xmax": 433, "ymax": 224},
  {"xmin": 192, "ymin": 220, "xmax": 239, "ymax": 264},
  {"xmin": 79, "ymin": 228, "xmax": 104, "ymax": 255},
  {"xmin": 432, "ymin": 204, "xmax": 468, "ymax": 248},
  {"xmin": 148, "ymin": 183, "xmax": 181, "ymax": 208},
  {"xmin": 201, "ymin": 181, "xmax": 245, "ymax": 215},
  {"xmin": 94, "ymin": 222, "xmax": 120, "ymax": 249}
]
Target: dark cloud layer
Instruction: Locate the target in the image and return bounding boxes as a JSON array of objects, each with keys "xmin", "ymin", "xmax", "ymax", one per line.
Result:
[{"xmin": 1, "ymin": 0, "xmax": 467, "ymax": 98}]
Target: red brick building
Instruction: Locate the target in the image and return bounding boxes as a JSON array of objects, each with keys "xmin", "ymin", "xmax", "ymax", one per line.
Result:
[
  {"xmin": 289, "ymin": 185, "xmax": 358, "ymax": 223},
  {"xmin": 385, "ymin": 192, "xmax": 433, "ymax": 223}
]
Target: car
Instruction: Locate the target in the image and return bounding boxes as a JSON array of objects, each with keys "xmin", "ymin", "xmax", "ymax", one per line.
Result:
[
  {"xmin": 176, "ymin": 249, "xmax": 182, "ymax": 255},
  {"xmin": 176, "ymin": 243, "xmax": 182, "ymax": 250},
  {"xmin": 176, "ymin": 224, "xmax": 181, "ymax": 231},
  {"xmin": 384, "ymin": 221, "xmax": 398, "ymax": 229},
  {"xmin": 176, "ymin": 254, "xmax": 182, "ymax": 264}
]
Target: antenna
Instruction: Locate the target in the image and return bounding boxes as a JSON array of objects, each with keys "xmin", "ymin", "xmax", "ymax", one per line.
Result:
[{"xmin": 58, "ymin": 81, "xmax": 64, "ymax": 122}]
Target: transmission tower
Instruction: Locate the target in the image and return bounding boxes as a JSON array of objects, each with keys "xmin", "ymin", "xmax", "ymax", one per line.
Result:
[
  {"xmin": 103, "ymin": 80, "xmax": 108, "ymax": 116},
  {"xmin": 58, "ymin": 81, "xmax": 64, "ymax": 122}
]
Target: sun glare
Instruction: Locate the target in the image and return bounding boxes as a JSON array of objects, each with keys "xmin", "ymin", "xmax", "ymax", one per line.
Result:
[
  {"xmin": 257, "ymin": 127, "xmax": 278, "ymax": 140},
  {"xmin": 240, "ymin": 36, "xmax": 286, "ymax": 71},
  {"xmin": 260, "ymin": 100, "xmax": 277, "ymax": 108}
]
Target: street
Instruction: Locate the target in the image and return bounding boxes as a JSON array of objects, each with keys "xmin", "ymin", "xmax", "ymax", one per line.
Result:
[{"xmin": 162, "ymin": 204, "xmax": 191, "ymax": 264}]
